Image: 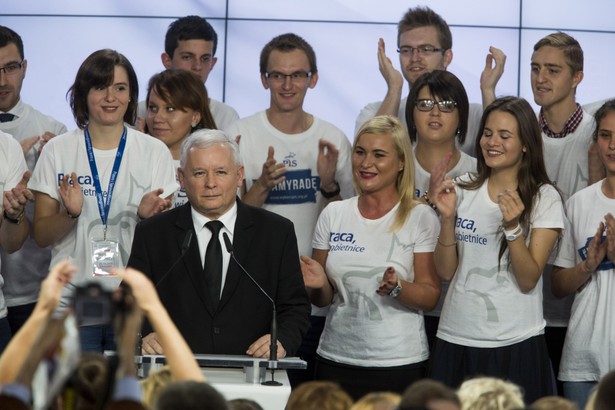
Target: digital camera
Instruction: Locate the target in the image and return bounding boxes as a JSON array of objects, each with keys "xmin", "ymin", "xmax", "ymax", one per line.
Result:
[{"xmin": 73, "ymin": 282, "xmax": 122, "ymax": 326}]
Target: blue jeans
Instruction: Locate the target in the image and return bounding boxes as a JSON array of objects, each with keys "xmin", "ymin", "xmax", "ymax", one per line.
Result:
[
  {"xmin": 0, "ymin": 317, "xmax": 12, "ymax": 354},
  {"xmin": 563, "ymin": 381, "xmax": 597, "ymax": 409},
  {"xmin": 79, "ymin": 324, "xmax": 116, "ymax": 353}
]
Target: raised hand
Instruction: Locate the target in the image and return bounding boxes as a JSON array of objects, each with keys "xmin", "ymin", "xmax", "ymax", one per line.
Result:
[
  {"xmin": 377, "ymin": 38, "xmax": 404, "ymax": 91},
  {"xmin": 256, "ymin": 146, "xmax": 287, "ymax": 190},
  {"xmin": 497, "ymin": 188, "xmax": 524, "ymax": 229},
  {"xmin": 604, "ymin": 213, "xmax": 615, "ymax": 264},
  {"xmin": 59, "ymin": 172, "xmax": 83, "ymax": 218},
  {"xmin": 317, "ymin": 139, "xmax": 339, "ymax": 191},
  {"xmin": 428, "ymin": 152, "xmax": 457, "ymax": 219},
  {"xmin": 481, "ymin": 47, "xmax": 506, "ymax": 91},
  {"xmin": 137, "ymin": 188, "xmax": 171, "ymax": 219},
  {"xmin": 37, "ymin": 259, "xmax": 77, "ymax": 314},
  {"xmin": 4, "ymin": 170, "xmax": 34, "ymax": 218}
]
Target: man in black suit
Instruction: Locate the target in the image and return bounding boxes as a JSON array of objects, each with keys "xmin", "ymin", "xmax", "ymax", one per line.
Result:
[{"xmin": 127, "ymin": 129, "xmax": 310, "ymax": 358}]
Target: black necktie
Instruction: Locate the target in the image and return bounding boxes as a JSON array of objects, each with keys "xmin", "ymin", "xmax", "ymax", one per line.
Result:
[
  {"xmin": 0, "ymin": 113, "xmax": 15, "ymax": 122},
  {"xmin": 204, "ymin": 220, "xmax": 224, "ymax": 310}
]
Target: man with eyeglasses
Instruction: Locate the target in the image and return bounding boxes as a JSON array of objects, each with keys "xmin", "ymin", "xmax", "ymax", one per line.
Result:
[
  {"xmin": 0, "ymin": 25, "xmax": 67, "ymax": 339},
  {"xmin": 355, "ymin": 6, "xmax": 500, "ymax": 156},
  {"xmin": 225, "ymin": 32, "xmax": 354, "ymax": 387},
  {"xmin": 136, "ymin": 16, "xmax": 239, "ymax": 130}
]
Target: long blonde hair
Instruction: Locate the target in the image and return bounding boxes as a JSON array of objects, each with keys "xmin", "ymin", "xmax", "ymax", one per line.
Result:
[{"xmin": 353, "ymin": 115, "xmax": 420, "ymax": 231}]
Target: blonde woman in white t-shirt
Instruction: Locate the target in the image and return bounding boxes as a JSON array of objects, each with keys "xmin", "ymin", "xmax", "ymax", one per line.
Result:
[{"xmin": 301, "ymin": 115, "xmax": 441, "ymax": 400}]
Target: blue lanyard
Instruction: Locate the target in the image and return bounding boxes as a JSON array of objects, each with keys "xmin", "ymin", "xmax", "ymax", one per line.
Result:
[{"xmin": 84, "ymin": 126, "xmax": 127, "ymax": 235}]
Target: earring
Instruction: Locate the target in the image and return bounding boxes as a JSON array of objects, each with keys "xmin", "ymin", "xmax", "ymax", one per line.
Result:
[
  {"xmin": 455, "ymin": 128, "xmax": 461, "ymax": 138},
  {"xmin": 191, "ymin": 122, "xmax": 198, "ymax": 128}
]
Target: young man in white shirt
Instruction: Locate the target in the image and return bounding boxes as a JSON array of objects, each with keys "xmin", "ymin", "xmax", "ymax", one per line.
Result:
[
  {"xmin": 137, "ymin": 16, "xmax": 239, "ymax": 130},
  {"xmin": 0, "ymin": 25, "xmax": 67, "ymax": 337}
]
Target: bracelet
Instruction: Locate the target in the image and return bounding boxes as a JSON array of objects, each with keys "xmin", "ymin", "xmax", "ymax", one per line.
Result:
[
  {"xmin": 422, "ymin": 192, "xmax": 438, "ymax": 211},
  {"xmin": 320, "ymin": 181, "xmax": 340, "ymax": 199},
  {"xmin": 3, "ymin": 210, "xmax": 24, "ymax": 224},
  {"xmin": 67, "ymin": 209, "xmax": 81, "ymax": 219},
  {"xmin": 437, "ymin": 237, "xmax": 456, "ymax": 247},
  {"xmin": 503, "ymin": 224, "xmax": 523, "ymax": 241}
]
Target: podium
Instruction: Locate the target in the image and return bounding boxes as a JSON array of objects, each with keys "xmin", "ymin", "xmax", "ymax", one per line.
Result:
[{"xmin": 138, "ymin": 354, "xmax": 306, "ymax": 409}]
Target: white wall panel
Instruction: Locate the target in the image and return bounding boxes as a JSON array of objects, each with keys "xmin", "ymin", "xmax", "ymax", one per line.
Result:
[{"xmin": 1, "ymin": 0, "xmax": 614, "ymax": 138}]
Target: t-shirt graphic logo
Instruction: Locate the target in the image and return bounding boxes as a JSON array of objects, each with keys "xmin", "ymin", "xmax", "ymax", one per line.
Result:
[
  {"xmin": 283, "ymin": 152, "xmax": 298, "ymax": 168},
  {"xmin": 263, "ymin": 169, "xmax": 318, "ymax": 204}
]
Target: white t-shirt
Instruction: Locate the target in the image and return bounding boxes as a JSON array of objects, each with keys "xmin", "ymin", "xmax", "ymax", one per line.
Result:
[
  {"xmin": 541, "ymin": 110, "xmax": 595, "ymax": 327},
  {"xmin": 209, "ymin": 99, "xmax": 240, "ymax": 131},
  {"xmin": 228, "ymin": 110, "xmax": 354, "ymax": 259},
  {"xmin": 414, "ymin": 151, "xmax": 477, "ymax": 199},
  {"xmin": 414, "ymin": 151, "xmax": 477, "ymax": 318},
  {"xmin": 137, "ymin": 97, "xmax": 239, "ymax": 131},
  {"xmin": 170, "ymin": 159, "xmax": 189, "ymax": 209},
  {"xmin": 437, "ymin": 175, "xmax": 565, "ymax": 348},
  {"xmin": 30, "ymin": 127, "xmax": 178, "ymax": 306},
  {"xmin": 0, "ymin": 131, "xmax": 29, "ymax": 317},
  {"xmin": 554, "ymin": 181, "xmax": 615, "ymax": 382},
  {"xmin": 313, "ymin": 197, "xmax": 439, "ymax": 367},
  {"xmin": 354, "ymin": 97, "xmax": 482, "ymax": 157},
  {"xmin": 0, "ymin": 99, "xmax": 67, "ymax": 306}
]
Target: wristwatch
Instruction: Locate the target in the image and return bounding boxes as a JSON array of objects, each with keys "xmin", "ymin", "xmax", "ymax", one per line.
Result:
[
  {"xmin": 3, "ymin": 210, "xmax": 24, "ymax": 225},
  {"xmin": 388, "ymin": 279, "xmax": 402, "ymax": 298},
  {"xmin": 320, "ymin": 181, "xmax": 340, "ymax": 199}
]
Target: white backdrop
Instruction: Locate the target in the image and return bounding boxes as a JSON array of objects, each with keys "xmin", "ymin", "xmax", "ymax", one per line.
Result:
[{"xmin": 2, "ymin": 0, "xmax": 614, "ymax": 138}]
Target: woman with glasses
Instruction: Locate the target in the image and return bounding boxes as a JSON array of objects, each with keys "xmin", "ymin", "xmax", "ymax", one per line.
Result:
[
  {"xmin": 301, "ymin": 115, "xmax": 440, "ymax": 400},
  {"xmin": 405, "ymin": 70, "xmax": 477, "ymax": 348},
  {"xmin": 29, "ymin": 49, "xmax": 177, "ymax": 353},
  {"xmin": 144, "ymin": 68, "xmax": 217, "ymax": 208},
  {"xmin": 428, "ymin": 96, "xmax": 564, "ymax": 402}
]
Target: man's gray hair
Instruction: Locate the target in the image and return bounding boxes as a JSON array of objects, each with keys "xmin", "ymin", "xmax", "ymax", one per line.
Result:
[{"xmin": 179, "ymin": 129, "xmax": 243, "ymax": 169}]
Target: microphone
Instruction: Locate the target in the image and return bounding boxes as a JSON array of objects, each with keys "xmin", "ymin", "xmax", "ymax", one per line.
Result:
[
  {"xmin": 154, "ymin": 231, "xmax": 193, "ymax": 288},
  {"xmin": 222, "ymin": 232, "xmax": 282, "ymax": 386}
]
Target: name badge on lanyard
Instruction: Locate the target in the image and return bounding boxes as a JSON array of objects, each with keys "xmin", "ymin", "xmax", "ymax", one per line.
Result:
[{"xmin": 84, "ymin": 126, "xmax": 127, "ymax": 277}]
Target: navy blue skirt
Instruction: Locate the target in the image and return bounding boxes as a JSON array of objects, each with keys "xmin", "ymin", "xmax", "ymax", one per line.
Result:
[{"xmin": 428, "ymin": 335, "xmax": 556, "ymax": 404}]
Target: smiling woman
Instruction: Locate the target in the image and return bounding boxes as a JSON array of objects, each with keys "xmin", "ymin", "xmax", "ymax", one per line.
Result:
[
  {"xmin": 144, "ymin": 69, "xmax": 218, "ymax": 208},
  {"xmin": 29, "ymin": 49, "xmax": 178, "ymax": 354},
  {"xmin": 301, "ymin": 115, "xmax": 441, "ymax": 400},
  {"xmin": 428, "ymin": 96, "xmax": 565, "ymax": 402}
]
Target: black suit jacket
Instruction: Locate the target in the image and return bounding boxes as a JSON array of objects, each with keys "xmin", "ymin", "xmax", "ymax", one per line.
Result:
[{"xmin": 127, "ymin": 199, "xmax": 310, "ymax": 355}]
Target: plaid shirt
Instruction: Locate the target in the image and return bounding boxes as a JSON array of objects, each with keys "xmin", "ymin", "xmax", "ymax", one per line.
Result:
[{"xmin": 540, "ymin": 103, "xmax": 583, "ymax": 138}]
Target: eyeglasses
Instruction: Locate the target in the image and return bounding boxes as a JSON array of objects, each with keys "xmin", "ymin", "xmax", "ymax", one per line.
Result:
[
  {"xmin": 397, "ymin": 46, "xmax": 445, "ymax": 56},
  {"xmin": 415, "ymin": 99, "xmax": 457, "ymax": 113},
  {"xmin": 0, "ymin": 61, "xmax": 23, "ymax": 77},
  {"xmin": 265, "ymin": 71, "xmax": 311, "ymax": 83}
]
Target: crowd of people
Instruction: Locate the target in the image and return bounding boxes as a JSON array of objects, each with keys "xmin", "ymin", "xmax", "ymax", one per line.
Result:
[{"xmin": 0, "ymin": 4, "xmax": 614, "ymax": 409}]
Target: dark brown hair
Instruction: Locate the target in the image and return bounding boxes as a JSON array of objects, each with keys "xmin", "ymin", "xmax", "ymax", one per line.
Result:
[
  {"xmin": 397, "ymin": 6, "xmax": 452, "ymax": 50},
  {"xmin": 259, "ymin": 33, "xmax": 317, "ymax": 75},
  {"xmin": 67, "ymin": 49, "xmax": 138, "ymax": 129},
  {"xmin": 463, "ymin": 96, "xmax": 553, "ymax": 262},
  {"xmin": 145, "ymin": 68, "xmax": 217, "ymax": 133},
  {"xmin": 405, "ymin": 70, "xmax": 469, "ymax": 145},
  {"xmin": 593, "ymin": 99, "xmax": 615, "ymax": 141}
]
